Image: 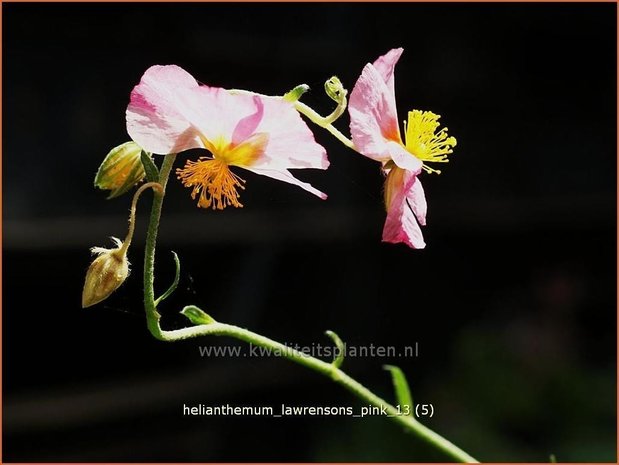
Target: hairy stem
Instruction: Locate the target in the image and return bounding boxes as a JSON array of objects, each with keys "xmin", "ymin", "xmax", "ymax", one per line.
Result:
[
  {"xmin": 162, "ymin": 322, "xmax": 476, "ymax": 462},
  {"xmin": 141, "ymin": 152, "xmax": 477, "ymax": 463},
  {"xmin": 118, "ymin": 182, "xmax": 163, "ymax": 256},
  {"xmin": 143, "ymin": 153, "xmax": 176, "ymax": 331}
]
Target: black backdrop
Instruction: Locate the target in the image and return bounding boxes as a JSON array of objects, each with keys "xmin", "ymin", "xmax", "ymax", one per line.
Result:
[{"xmin": 3, "ymin": 2, "xmax": 616, "ymax": 462}]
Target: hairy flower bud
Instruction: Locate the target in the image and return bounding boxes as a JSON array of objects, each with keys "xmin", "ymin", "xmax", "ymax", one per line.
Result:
[{"xmin": 82, "ymin": 237, "xmax": 130, "ymax": 308}]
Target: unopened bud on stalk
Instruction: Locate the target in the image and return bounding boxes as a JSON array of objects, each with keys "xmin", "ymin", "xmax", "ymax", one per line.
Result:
[
  {"xmin": 324, "ymin": 76, "xmax": 347, "ymax": 104},
  {"xmin": 95, "ymin": 141, "xmax": 146, "ymax": 199},
  {"xmin": 322, "ymin": 76, "xmax": 348, "ymax": 125},
  {"xmin": 82, "ymin": 181, "xmax": 163, "ymax": 308},
  {"xmin": 82, "ymin": 238, "xmax": 130, "ymax": 308}
]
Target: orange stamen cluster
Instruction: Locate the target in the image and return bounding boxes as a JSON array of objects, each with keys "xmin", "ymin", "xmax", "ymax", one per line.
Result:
[{"xmin": 176, "ymin": 157, "xmax": 246, "ymax": 210}]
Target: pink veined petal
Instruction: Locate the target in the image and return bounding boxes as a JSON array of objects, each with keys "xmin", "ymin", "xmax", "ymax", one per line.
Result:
[
  {"xmin": 126, "ymin": 65, "xmax": 260, "ymax": 155},
  {"xmin": 382, "ymin": 170, "xmax": 426, "ymax": 249},
  {"xmin": 244, "ymin": 166, "xmax": 327, "ymax": 200},
  {"xmin": 231, "ymin": 95, "xmax": 264, "ymax": 145},
  {"xmin": 407, "ymin": 175, "xmax": 427, "ymax": 226},
  {"xmin": 250, "ymin": 96, "xmax": 329, "ymax": 171},
  {"xmin": 191, "ymin": 86, "xmax": 258, "ymax": 144},
  {"xmin": 372, "ymin": 47, "xmax": 403, "ymax": 99},
  {"xmin": 349, "ymin": 62, "xmax": 401, "ymax": 163},
  {"xmin": 385, "ymin": 140, "xmax": 423, "ymax": 175},
  {"xmin": 126, "ymin": 65, "xmax": 206, "ymax": 155},
  {"xmin": 127, "ymin": 66, "xmax": 327, "ymax": 178}
]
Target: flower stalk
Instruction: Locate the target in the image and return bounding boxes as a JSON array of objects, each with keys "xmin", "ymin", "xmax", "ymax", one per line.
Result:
[
  {"xmin": 82, "ymin": 180, "xmax": 163, "ymax": 308},
  {"xmin": 141, "ymin": 154, "xmax": 477, "ymax": 464},
  {"xmin": 294, "ymin": 100, "xmax": 355, "ymax": 150},
  {"xmin": 143, "ymin": 153, "xmax": 177, "ymax": 329}
]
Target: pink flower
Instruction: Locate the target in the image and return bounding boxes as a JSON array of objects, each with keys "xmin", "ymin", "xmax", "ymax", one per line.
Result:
[
  {"xmin": 126, "ymin": 65, "xmax": 328, "ymax": 209},
  {"xmin": 349, "ymin": 48, "xmax": 457, "ymax": 249}
]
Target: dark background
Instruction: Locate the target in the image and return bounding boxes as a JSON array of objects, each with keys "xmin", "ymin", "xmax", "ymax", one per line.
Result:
[{"xmin": 3, "ymin": 2, "xmax": 616, "ymax": 462}]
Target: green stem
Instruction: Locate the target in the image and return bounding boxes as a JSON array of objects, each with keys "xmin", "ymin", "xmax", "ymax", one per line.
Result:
[
  {"xmin": 143, "ymin": 153, "xmax": 176, "ymax": 333},
  {"xmin": 165, "ymin": 323, "xmax": 476, "ymax": 462},
  {"xmin": 293, "ymin": 101, "xmax": 355, "ymax": 150},
  {"xmin": 118, "ymin": 182, "xmax": 163, "ymax": 257},
  {"xmin": 142, "ymin": 153, "xmax": 477, "ymax": 463}
]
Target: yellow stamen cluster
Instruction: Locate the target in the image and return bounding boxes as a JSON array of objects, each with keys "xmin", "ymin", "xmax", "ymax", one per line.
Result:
[
  {"xmin": 177, "ymin": 158, "xmax": 246, "ymax": 210},
  {"xmin": 404, "ymin": 110, "xmax": 457, "ymax": 175}
]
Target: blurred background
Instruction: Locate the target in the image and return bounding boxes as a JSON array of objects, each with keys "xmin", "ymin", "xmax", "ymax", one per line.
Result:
[{"xmin": 3, "ymin": 3, "xmax": 616, "ymax": 462}]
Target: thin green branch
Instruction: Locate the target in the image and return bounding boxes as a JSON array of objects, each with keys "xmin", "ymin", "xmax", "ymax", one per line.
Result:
[
  {"xmin": 118, "ymin": 182, "xmax": 162, "ymax": 256},
  {"xmin": 154, "ymin": 251, "xmax": 180, "ymax": 306},
  {"xmin": 141, "ymin": 151, "xmax": 478, "ymax": 463},
  {"xmin": 154, "ymin": 321, "xmax": 477, "ymax": 463},
  {"xmin": 228, "ymin": 86, "xmax": 354, "ymax": 150},
  {"xmin": 293, "ymin": 101, "xmax": 355, "ymax": 150}
]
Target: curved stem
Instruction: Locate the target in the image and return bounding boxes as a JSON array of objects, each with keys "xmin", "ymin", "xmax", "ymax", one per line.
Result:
[
  {"xmin": 294, "ymin": 100, "xmax": 355, "ymax": 150},
  {"xmin": 157, "ymin": 322, "xmax": 477, "ymax": 463},
  {"xmin": 228, "ymin": 86, "xmax": 354, "ymax": 150},
  {"xmin": 320, "ymin": 90, "xmax": 347, "ymax": 126},
  {"xmin": 118, "ymin": 182, "xmax": 163, "ymax": 256},
  {"xmin": 141, "ymin": 152, "xmax": 477, "ymax": 463}
]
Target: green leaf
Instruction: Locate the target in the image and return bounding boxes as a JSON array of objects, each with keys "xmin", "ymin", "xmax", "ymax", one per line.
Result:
[
  {"xmin": 383, "ymin": 364, "xmax": 414, "ymax": 415},
  {"xmin": 181, "ymin": 305, "xmax": 216, "ymax": 325},
  {"xmin": 325, "ymin": 330, "xmax": 345, "ymax": 369},
  {"xmin": 283, "ymin": 84, "xmax": 310, "ymax": 102},
  {"xmin": 95, "ymin": 141, "xmax": 145, "ymax": 199},
  {"xmin": 549, "ymin": 454, "xmax": 557, "ymax": 463},
  {"xmin": 154, "ymin": 251, "xmax": 180, "ymax": 306},
  {"xmin": 141, "ymin": 150, "xmax": 160, "ymax": 182}
]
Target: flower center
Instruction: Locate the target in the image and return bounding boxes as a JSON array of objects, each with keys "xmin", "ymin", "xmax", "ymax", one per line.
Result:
[
  {"xmin": 176, "ymin": 133, "xmax": 269, "ymax": 210},
  {"xmin": 177, "ymin": 158, "xmax": 246, "ymax": 210},
  {"xmin": 404, "ymin": 110, "xmax": 457, "ymax": 175}
]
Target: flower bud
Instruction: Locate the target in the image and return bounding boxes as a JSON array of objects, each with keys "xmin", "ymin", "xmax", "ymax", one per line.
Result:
[
  {"xmin": 82, "ymin": 237, "xmax": 130, "ymax": 308},
  {"xmin": 95, "ymin": 141, "xmax": 146, "ymax": 199},
  {"xmin": 322, "ymin": 76, "xmax": 348, "ymax": 125},
  {"xmin": 324, "ymin": 76, "xmax": 347, "ymax": 104}
]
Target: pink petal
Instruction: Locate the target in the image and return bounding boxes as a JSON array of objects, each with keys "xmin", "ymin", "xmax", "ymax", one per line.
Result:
[
  {"xmin": 126, "ymin": 65, "xmax": 329, "ymax": 192},
  {"xmin": 126, "ymin": 65, "xmax": 258, "ymax": 155},
  {"xmin": 385, "ymin": 140, "xmax": 423, "ymax": 174},
  {"xmin": 231, "ymin": 95, "xmax": 264, "ymax": 145},
  {"xmin": 349, "ymin": 62, "xmax": 401, "ymax": 163},
  {"xmin": 191, "ymin": 86, "xmax": 257, "ymax": 144},
  {"xmin": 244, "ymin": 167, "xmax": 327, "ymax": 199},
  {"xmin": 126, "ymin": 65, "xmax": 204, "ymax": 155},
  {"xmin": 372, "ymin": 48, "xmax": 403, "ymax": 99},
  {"xmin": 382, "ymin": 170, "xmax": 426, "ymax": 249},
  {"xmin": 250, "ymin": 96, "xmax": 329, "ymax": 171},
  {"xmin": 407, "ymin": 175, "xmax": 427, "ymax": 226}
]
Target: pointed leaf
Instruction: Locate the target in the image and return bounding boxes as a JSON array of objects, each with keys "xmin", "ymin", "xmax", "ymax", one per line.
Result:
[
  {"xmin": 155, "ymin": 251, "xmax": 180, "ymax": 306},
  {"xmin": 141, "ymin": 150, "xmax": 160, "ymax": 182},
  {"xmin": 283, "ymin": 84, "xmax": 310, "ymax": 102},
  {"xmin": 325, "ymin": 330, "xmax": 345, "ymax": 368},
  {"xmin": 181, "ymin": 305, "xmax": 216, "ymax": 325},
  {"xmin": 384, "ymin": 364, "xmax": 413, "ymax": 414}
]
